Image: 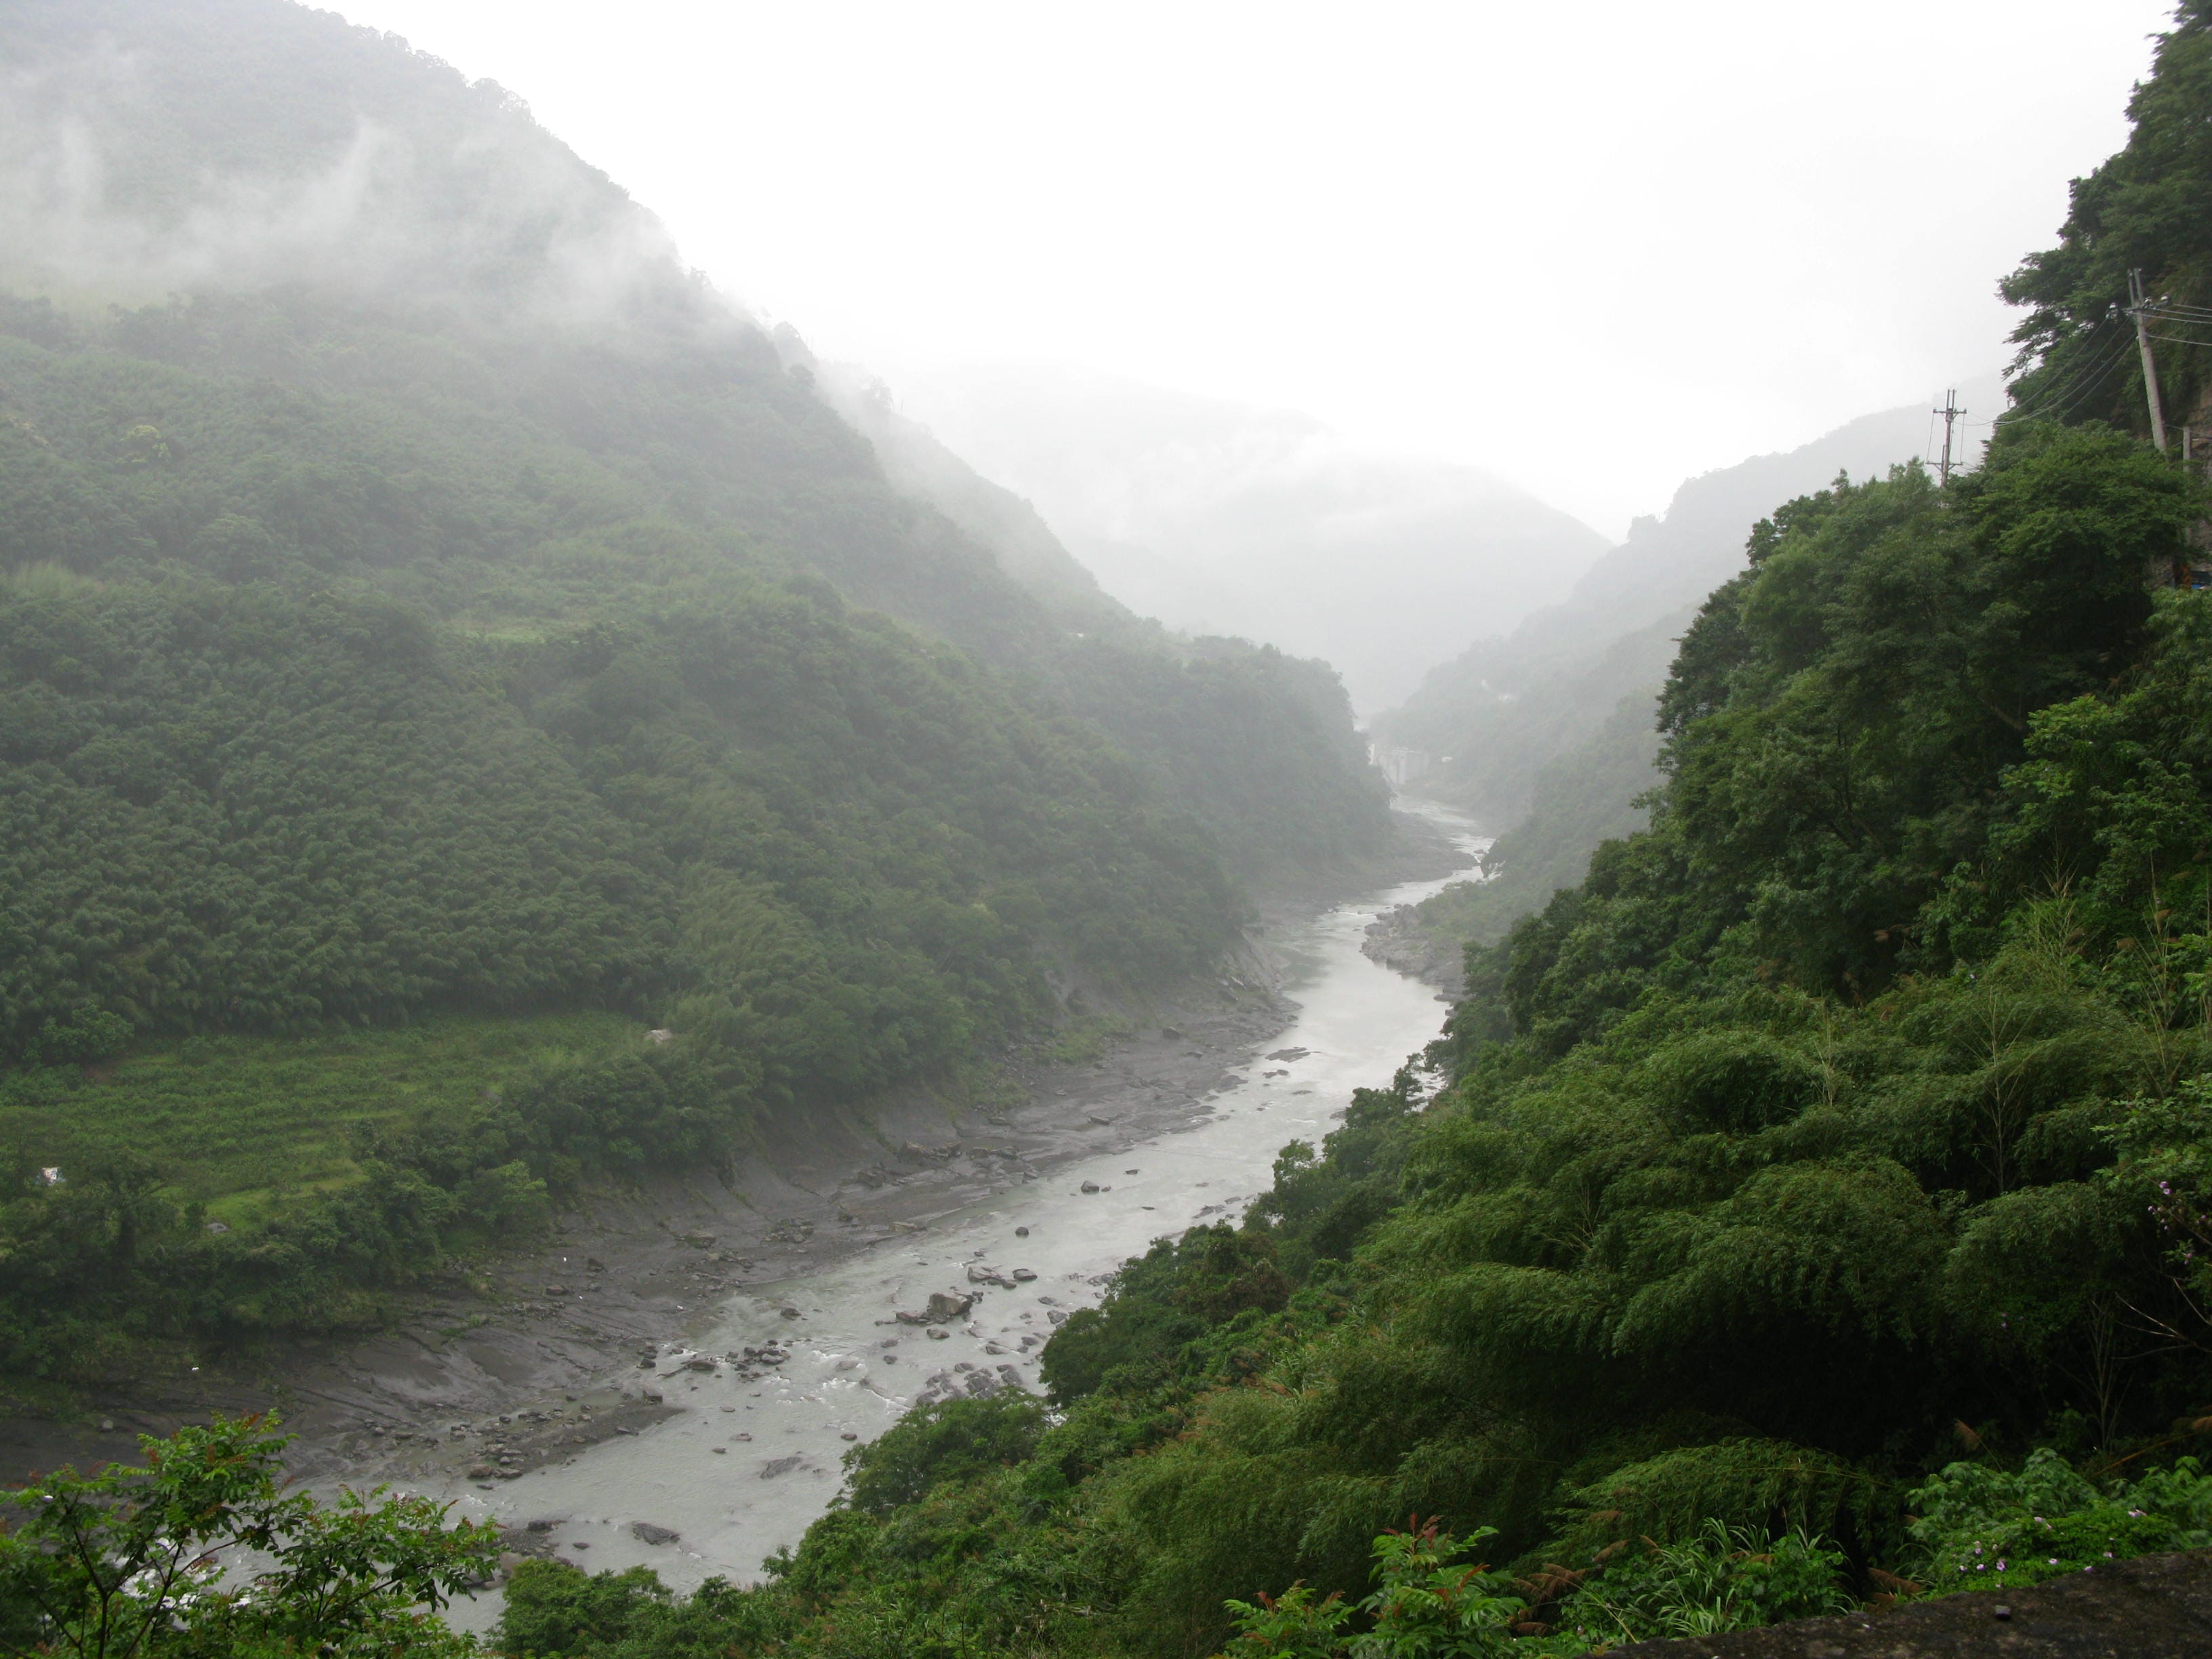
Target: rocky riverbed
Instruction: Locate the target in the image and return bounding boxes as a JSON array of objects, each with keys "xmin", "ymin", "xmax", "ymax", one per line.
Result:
[{"xmin": 3, "ymin": 805, "xmax": 1481, "ymax": 1617}]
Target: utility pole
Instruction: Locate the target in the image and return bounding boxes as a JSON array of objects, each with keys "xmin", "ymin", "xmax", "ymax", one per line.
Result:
[
  {"xmin": 1933, "ymin": 388, "xmax": 1963, "ymax": 485},
  {"xmin": 2130, "ymin": 268, "xmax": 2170, "ymax": 452}
]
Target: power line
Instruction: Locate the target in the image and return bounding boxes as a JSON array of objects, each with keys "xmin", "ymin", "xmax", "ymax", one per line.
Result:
[
  {"xmin": 2039, "ymin": 350, "xmax": 2137, "ymax": 424},
  {"xmin": 1999, "ymin": 332, "xmax": 2135, "ymax": 426},
  {"xmin": 2020, "ymin": 331, "xmax": 2135, "ymax": 411},
  {"xmin": 2001, "ymin": 322, "xmax": 2129, "ymax": 417}
]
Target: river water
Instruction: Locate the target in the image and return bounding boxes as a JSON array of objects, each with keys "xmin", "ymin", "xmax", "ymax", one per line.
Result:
[{"xmin": 438, "ymin": 802, "xmax": 1483, "ymax": 1619}]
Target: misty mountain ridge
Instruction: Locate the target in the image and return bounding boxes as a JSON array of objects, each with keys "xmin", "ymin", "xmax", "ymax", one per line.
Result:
[
  {"xmin": 1362, "ymin": 373, "xmax": 2008, "ymax": 981},
  {"xmin": 0, "ymin": 0, "xmax": 686, "ymax": 325},
  {"xmin": 812, "ymin": 356, "xmax": 1114, "ymax": 623},
  {"xmin": 0, "ymin": 0, "xmax": 1412, "ymax": 1379},
  {"xmin": 0, "ymin": 0, "xmax": 1395, "ymax": 884},
  {"xmin": 886, "ymin": 361, "xmax": 1612, "ymax": 712},
  {"xmin": 1372, "ymin": 370, "xmax": 2007, "ymax": 829}
]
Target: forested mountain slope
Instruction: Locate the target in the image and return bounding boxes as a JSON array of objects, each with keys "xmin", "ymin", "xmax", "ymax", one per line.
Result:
[
  {"xmin": 492, "ymin": 9, "xmax": 2212, "ymax": 1654},
  {"xmin": 890, "ymin": 363, "xmax": 1612, "ymax": 713},
  {"xmin": 0, "ymin": 0, "xmax": 1389, "ymax": 875},
  {"xmin": 0, "ymin": 0, "xmax": 1387, "ymax": 1370},
  {"xmin": 1372, "ymin": 376, "xmax": 2004, "ymax": 832},
  {"xmin": 1368, "ymin": 380, "xmax": 2003, "ymax": 967}
]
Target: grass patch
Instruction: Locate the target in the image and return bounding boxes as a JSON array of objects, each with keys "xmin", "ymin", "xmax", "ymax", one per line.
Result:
[
  {"xmin": 1031, "ymin": 1014, "xmax": 1132, "ymax": 1067},
  {"xmin": 0, "ymin": 1012, "xmax": 641, "ymax": 1210}
]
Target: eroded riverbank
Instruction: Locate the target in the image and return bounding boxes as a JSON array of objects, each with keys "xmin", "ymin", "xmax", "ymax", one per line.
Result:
[
  {"xmin": 394, "ymin": 801, "xmax": 1488, "ymax": 1618},
  {"xmin": 0, "ymin": 804, "xmax": 1482, "ymax": 1623}
]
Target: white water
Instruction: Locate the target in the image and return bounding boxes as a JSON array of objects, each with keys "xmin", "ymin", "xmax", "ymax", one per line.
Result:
[{"xmin": 440, "ymin": 802, "xmax": 1484, "ymax": 1620}]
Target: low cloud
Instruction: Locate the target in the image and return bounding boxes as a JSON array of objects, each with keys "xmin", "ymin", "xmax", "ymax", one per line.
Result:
[{"xmin": 0, "ymin": 29, "xmax": 708, "ymax": 329}]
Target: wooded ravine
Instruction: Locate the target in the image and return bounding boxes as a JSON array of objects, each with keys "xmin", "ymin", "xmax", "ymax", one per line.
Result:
[{"xmin": 14, "ymin": 3, "xmax": 2212, "ymax": 1657}]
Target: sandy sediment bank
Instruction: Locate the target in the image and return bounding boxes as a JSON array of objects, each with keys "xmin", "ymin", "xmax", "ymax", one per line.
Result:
[
  {"xmin": 1360, "ymin": 806, "xmax": 1489, "ymax": 996},
  {"xmin": 1361, "ymin": 903, "xmax": 1471, "ymax": 996}
]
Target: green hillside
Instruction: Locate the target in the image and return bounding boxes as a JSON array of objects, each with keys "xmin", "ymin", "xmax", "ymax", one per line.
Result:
[
  {"xmin": 491, "ymin": 10, "xmax": 2212, "ymax": 1653},
  {"xmin": 1367, "ymin": 386, "xmax": 1992, "ymax": 977},
  {"xmin": 0, "ymin": 0, "xmax": 1388, "ymax": 1372},
  {"xmin": 1396, "ymin": 689, "xmax": 1664, "ymax": 972}
]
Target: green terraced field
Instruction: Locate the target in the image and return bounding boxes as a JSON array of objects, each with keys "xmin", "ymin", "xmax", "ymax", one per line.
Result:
[{"xmin": 0, "ymin": 1012, "xmax": 641, "ymax": 1220}]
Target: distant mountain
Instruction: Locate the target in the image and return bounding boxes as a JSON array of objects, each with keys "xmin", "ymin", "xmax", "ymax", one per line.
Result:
[
  {"xmin": 0, "ymin": 0, "xmax": 1396, "ymax": 1363},
  {"xmin": 1366, "ymin": 377, "xmax": 2006, "ymax": 982},
  {"xmin": 888, "ymin": 363, "xmax": 1612, "ymax": 713},
  {"xmin": 813, "ymin": 359, "xmax": 1113, "ymax": 623},
  {"xmin": 1372, "ymin": 374, "xmax": 2007, "ymax": 829}
]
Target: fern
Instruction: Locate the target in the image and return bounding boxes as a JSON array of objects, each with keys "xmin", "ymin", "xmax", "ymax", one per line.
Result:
[{"xmin": 1545, "ymin": 1438, "xmax": 1892, "ymax": 1565}]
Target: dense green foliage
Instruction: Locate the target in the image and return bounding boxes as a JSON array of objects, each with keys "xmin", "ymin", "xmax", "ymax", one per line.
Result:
[
  {"xmin": 486, "ymin": 23, "xmax": 2212, "ymax": 1647},
  {"xmin": 1366, "ymin": 379, "xmax": 1958, "ymax": 839},
  {"xmin": 493, "ymin": 466, "xmax": 2212, "ymax": 1656},
  {"xmin": 1368, "ymin": 371, "xmax": 1969, "ymax": 973},
  {"xmin": 30, "ymin": 4, "xmax": 2212, "ymax": 1656},
  {"xmin": 0, "ymin": 0, "xmax": 1393, "ymax": 1368},
  {"xmin": 1462, "ymin": 424, "xmax": 2194, "ymax": 1057},
  {"xmin": 0, "ymin": 552, "xmax": 1246, "ymax": 1369},
  {"xmin": 0, "ymin": 1011, "xmax": 632, "ymax": 1215},
  {"xmin": 1392, "ymin": 694, "xmax": 1662, "ymax": 964},
  {"xmin": 0, "ymin": 1414, "xmax": 495, "ymax": 1656},
  {"xmin": 2005, "ymin": 0, "xmax": 2212, "ymax": 441},
  {"xmin": 1905, "ymin": 1450, "xmax": 2212, "ymax": 1595}
]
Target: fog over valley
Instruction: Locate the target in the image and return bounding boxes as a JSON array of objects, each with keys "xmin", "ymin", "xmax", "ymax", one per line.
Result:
[
  {"xmin": 864, "ymin": 364, "xmax": 1611, "ymax": 713},
  {"xmin": 9, "ymin": 5, "xmax": 2212, "ymax": 1658}
]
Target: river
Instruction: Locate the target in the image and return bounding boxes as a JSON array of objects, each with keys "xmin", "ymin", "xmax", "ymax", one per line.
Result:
[{"xmin": 438, "ymin": 800, "xmax": 1484, "ymax": 1620}]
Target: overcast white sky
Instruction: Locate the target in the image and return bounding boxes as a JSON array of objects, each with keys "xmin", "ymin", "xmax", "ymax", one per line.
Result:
[{"xmin": 335, "ymin": 0, "xmax": 2176, "ymax": 539}]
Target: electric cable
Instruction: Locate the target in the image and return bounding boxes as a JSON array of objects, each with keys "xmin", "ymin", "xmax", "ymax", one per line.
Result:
[
  {"xmin": 1997, "ymin": 331, "xmax": 2135, "ymax": 426},
  {"xmin": 1999, "ymin": 320, "xmax": 2129, "ymax": 417}
]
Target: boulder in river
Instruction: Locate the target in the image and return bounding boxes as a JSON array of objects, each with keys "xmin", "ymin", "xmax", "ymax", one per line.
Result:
[
  {"xmin": 758, "ymin": 1454, "xmax": 804, "ymax": 1479},
  {"xmin": 966, "ymin": 1264, "xmax": 1014, "ymax": 1288},
  {"xmin": 1012, "ymin": 1267, "xmax": 1038, "ymax": 1282},
  {"xmin": 895, "ymin": 1291, "xmax": 977, "ymax": 1324},
  {"xmin": 630, "ymin": 1522, "xmax": 680, "ymax": 1546}
]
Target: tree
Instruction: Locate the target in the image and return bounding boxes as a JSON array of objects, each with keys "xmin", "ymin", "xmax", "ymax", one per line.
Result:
[{"xmin": 0, "ymin": 1415, "xmax": 495, "ymax": 1657}]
